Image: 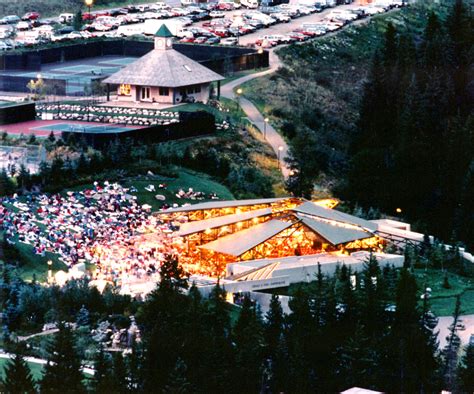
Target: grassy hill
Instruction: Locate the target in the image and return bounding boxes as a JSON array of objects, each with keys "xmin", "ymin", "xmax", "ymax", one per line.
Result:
[{"xmin": 241, "ymin": 2, "xmax": 453, "ymax": 188}]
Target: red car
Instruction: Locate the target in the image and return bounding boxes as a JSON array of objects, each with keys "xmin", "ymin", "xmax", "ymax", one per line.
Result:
[
  {"xmin": 22, "ymin": 12, "xmax": 40, "ymax": 21},
  {"xmin": 217, "ymin": 3, "xmax": 233, "ymax": 10},
  {"xmin": 289, "ymin": 32, "xmax": 308, "ymax": 42},
  {"xmin": 82, "ymin": 13, "xmax": 95, "ymax": 21},
  {"xmin": 194, "ymin": 36, "xmax": 208, "ymax": 44},
  {"xmin": 180, "ymin": 37, "xmax": 195, "ymax": 43},
  {"xmin": 211, "ymin": 28, "xmax": 229, "ymax": 37}
]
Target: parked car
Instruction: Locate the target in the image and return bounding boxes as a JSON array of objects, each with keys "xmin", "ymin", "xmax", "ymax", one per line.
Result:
[
  {"xmin": 58, "ymin": 26, "xmax": 74, "ymax": 35},
  {"xmin": 59, "ymin": 13, "xmax": 74, "ymax": 23},
  {"xmin": 210, "ymin": 11, "xmax": 225, "ymax": 18},
  {"xmin": 16, "ymin": 21, "xmax": 31, "ymax": 31},
  {"xmin": 22, "ymin": 12, "xmax": 40, "ymax": 21},
  {"xmin": 206, "ymin": 36, "xmax": 220, "ymax": 44},
  {"xmin": 0, "ymin": 41, "xmax": 11, "ymax": 51},
  {"xmin": 270, "ymin": 13, "xmax": 291, "ymax": 23},
  {"xmin": 289, "ymin": 31, "xmax": 308, "ymax": 41},
  {"xmin": 194, "ymin": 36, "xmax": 208, "ymax": 44},
  {"xmin": 220, "ymin": 37, "xmax": 238, "ymax": 46},
  {"xmin": 0, "ymin": 15, "xmax": 21, "ymax": 25}
]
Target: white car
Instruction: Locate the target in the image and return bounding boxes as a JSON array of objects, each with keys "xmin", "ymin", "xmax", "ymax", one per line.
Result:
[
  {"xmin": 0, "ymin": 41, "xmax": 10, "ymax": 51},
  {"xmin": 92, "ymin": 23, "xmax": 112, "ymax": 31},
  {"xmin": 220, "ymin": 37, "xmax": 238, "ymax": 46},
  {"xmin": 67, "ymin": 31, "xmax": 83, "ymax": 40},
  {"xmin": 154, "ymin": 2, "xmax": 170, "ymax": 10},
  {"xmin": 16, "ymin": 21, "xmax": 31, "ymax": 31},
  {"xmin": 210, "ymin": 11, "xmax": 225, "ymax": 18},
  {"xmin": 270, "ymin": 13, "xmax": 291, "ymax": 23}
]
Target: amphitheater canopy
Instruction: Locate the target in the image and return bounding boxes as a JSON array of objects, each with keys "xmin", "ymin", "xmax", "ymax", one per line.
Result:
[
  {"xmin": 198, "ymin": 219, "xmax": 294, "ymax": 257},
  {"xmin": 293, "ymin": 202, "xmax": 378, "ymax": 232},
  {"xmin": 176, "ymin": 208, "xmax": 272, "ymax": 236},
  {"xmin": 299, "ymin": 215, "xmax": 373, "ymax": 246},
  {"xmin": 159, "ymin": 197, "xmax": 292, "ymax": 214}
]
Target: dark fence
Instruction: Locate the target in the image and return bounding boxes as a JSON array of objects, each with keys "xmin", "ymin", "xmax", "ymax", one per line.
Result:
[
  {"xmin": 0, "ymin": 75, "xmax": 68, "ymax": 95},
  {"xmin": 0, "ymin": 102, "xmax": 36, "ymax": 125},
  {"xmin": 61, "ymin": 110, "xmax": 215, "ymax": 148},
  {"xmin": 0, "ymin": 39, "xmax": 269, "ymax": 75}
]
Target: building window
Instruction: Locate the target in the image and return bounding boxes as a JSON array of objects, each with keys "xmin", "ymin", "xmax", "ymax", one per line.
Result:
[
  {"xmin": 187, "ymin": 85, "xmax": 201, "ymax": 94},
  {"xmin": 159, "ymin": 87, "xmax": 169, "ymax": 96},
  {"xmin": 118, "ymin": 84, "xmax": 131, "ymax": 96},
  {"xmin": 141, "ymin": 87, "xmax": 150, "ymax": 100}
]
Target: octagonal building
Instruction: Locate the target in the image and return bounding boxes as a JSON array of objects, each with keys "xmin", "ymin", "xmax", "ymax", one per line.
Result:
[{"xmin": 103, "ymin": 25, "xmax": 224, "ymax": 105}]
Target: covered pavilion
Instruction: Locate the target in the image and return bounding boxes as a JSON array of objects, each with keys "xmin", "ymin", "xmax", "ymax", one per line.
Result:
[{"xmin": 103, "ymin": 25, "xmax": 224, "ymax": 105}]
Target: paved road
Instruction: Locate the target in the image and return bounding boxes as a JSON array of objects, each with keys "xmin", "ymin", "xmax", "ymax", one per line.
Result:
[
  {"xmin": 221, "ymin": 49, "xmax": 291, "ymax": 177},
  {"xmin": 437, "ymin": 314, "xmax": 474, "ymax": 349}
]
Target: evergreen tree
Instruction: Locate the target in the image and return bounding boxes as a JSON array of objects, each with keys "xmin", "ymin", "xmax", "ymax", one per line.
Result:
[
  {"xmin": 2, "ymin": 352, "xmax": 36, "ymax": 394},
  {"xmin": 40, "ymin": 324, "xmax": 85, "ymax": 393},
  {"xmin": 111, "ymin": 352, "xmax": 129, "ymax": 394},
  {"xmin": 263, "ymin": 294, "xmax": 287, "ymax": 393},
  {"xmin": 458, "ymin": 342, "xmax": 474, "ymax": 393},
  {"xmin": 16, "ymin": 164, "xmax": 30, "ymax": 191},
  {"xmin": 443, "ymin": 296, "xmax": 463, "ymax": 391},
  {"xmin": 89, "ymin": 346, "xmax": 114, "ymax": 394},
  {"xmin": 75, "ymin": 305, "xmax": 90, "ymax": 327},
  {"xmin": 233, "ymin": 294, "xmax": 264, "ymax": 393},
  {"xmin": 0, "ymin": 169, "xmax": 15, "ymax": 196},
  {"xmin": 163, "ymin": 358, "xmax": 192, "ymax": 394},
  {"xmin": 200, "ymin": 284, "xmax": 234, "ymax": 393}
]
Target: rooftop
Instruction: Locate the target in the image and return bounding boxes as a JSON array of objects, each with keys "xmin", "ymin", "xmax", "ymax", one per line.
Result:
[{"xmin": 103, "ymin": 46, "xmax": 224, "ymax": 88}]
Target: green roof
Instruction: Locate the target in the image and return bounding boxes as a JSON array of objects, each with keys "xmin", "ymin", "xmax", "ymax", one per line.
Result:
[{"xmin": 155, "ymin": 24, "xmax": 174, "ymax": 37}]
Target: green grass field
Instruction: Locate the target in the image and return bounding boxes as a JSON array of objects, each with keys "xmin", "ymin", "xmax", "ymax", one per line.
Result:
[
  {"xmin": 122, "ymin": 168, "xmax": 234, "ymax": 211},
  {"xmin": 413, "ymin": 269, "xmax": 474, "ymax": 316}
]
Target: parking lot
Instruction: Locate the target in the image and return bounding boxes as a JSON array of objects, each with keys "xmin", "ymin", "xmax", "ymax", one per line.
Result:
[
  {"xmin": 194, "ymin": 2, "xmax": 367, "ymax": 46},
  {"xmin": 0, "ymin": 1, "xmax": 404, "ymax": 50}
]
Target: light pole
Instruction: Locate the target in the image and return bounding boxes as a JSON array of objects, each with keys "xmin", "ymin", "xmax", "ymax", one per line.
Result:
[
  {"xmin": 263, "ymin": 117, "xmax": 269, "ymax": 139},
  {"xmin": 84, "ymin": 0, "xmax": 94, "ymax": 24},
  {"xmin": 257, "ymin": 47, "xmax": 264, "ymax": 69},
  {"xmin": 236, "ymin": 87, "xmax": 242, "ymax": 108},
  {"xmin": 47, "ymin": 260, "xmax": 53, "ymax": 283},
  {"xmin": 277, "ymin": 145, "xmax": 283, "ymax": 170}
]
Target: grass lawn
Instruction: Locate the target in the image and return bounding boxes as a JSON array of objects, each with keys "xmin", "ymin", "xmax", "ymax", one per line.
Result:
[
  {"xmin": 413, "ymin": 269, "xmax": 474, "ymax": 316},
  {"xmin": 172, "ymin": 97, "xmax": 246, "ymax": 124},
  {"xmin": 429, "ymin": 290, "xmax": 474, "ymax": 317},
  {"xmin": 122, "ymin": 168, "xmax": 234, "ymax": 211},
  {"xmin": 0, "ymin": 357, "xmax": 44, "ymax": 381}
]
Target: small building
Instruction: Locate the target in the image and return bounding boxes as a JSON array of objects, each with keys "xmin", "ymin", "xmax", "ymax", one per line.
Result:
[{"xmin": 103, "ymin": 25, "xmax": 224, "ymax": 105}]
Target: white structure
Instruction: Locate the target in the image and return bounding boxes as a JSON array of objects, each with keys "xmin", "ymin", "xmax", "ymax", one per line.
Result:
[{"xmin": 103, "ymin": 25, "xmax": 223, "ymax": 105}]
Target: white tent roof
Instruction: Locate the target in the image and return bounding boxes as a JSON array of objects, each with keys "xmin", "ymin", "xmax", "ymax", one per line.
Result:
[
  {"xmin": 176, "ymin": 208, "xmax": 272, "ymax": 236},
  {"xmin": 199, "ymin": 219, "xmax": 294, "ymax": 257},
  {"xmin": 293, "ymin": 201, "xmax": 378, "ymax": 232},
  {"xmin": 159, "ymin": 197, "xmax": 291, "ymax": 214},
  {"xmin": 299, "ymin": 215, "xmax": 373, "ymax": 245}
]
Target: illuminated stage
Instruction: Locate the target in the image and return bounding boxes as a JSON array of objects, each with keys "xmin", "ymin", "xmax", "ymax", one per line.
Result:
[{"xmin": 157, "ymin": 197, "xmax": 401, "ymax": 289}]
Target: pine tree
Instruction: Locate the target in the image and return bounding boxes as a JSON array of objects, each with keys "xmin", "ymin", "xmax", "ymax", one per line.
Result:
[
  {"xmin": 263, "ymin": 294, "xmax": 287, "ymax": 393},
  {"xmin": 200, "ymin": 284, "xmax": 234, "ymax": 393},
  {"xmin": 40, "ymin": 324, "xmax": 85, "ymax": 393},
  {"xmin": 89, "ymin": 346, "xmax": 114, "ymax": 394},
  {"xmin": 163, "ymin": 358, "xmax": 192, "ymax": 394},
  {"xmin": 443, "ymin": 296, "xmax": 463, "ymax": 392},
  {"xmin": 233, "ymin": 294, "xmax": 264, "ymax": 393},
  {"xmin": 75, "ymin": 305, "xmax": 90, "ymax": 327},
  {"xmin": 111, "ymin": 352, "xmax": 129, "ymax": 394},
  {"xmin": 458, "ymin": 342, "xmax": 474, "ymax": 393},
  {"xmin": 2, "ymin": 353, "xmax": 36, "ymax": 394}
]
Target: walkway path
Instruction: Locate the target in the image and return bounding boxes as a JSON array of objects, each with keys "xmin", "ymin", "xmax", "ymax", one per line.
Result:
[{"xmin": 221, "ymin": 50, "xmax": 291, "ymax": 178}]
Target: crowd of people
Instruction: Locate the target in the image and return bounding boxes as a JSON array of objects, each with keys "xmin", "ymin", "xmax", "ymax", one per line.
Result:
[{"xmin": 0, "ymin": 182, "xmax": 179, "ymax": 286}]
